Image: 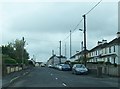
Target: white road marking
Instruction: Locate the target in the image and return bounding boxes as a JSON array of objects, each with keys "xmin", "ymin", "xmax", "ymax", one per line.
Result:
[
  {"xmin": 50, "ymin": 74, "xmax": 53, "ymax": 76},
  {"xmin": 62, "ymin": 83, "xmax": 67, "ymax": 87},
  {"xmin": 23, "ymin": 73, "xmax": 26, "ymax": 75},
  {"xmin": 10, "ymin": 76, "xmax": 20, "ymax": 83}
]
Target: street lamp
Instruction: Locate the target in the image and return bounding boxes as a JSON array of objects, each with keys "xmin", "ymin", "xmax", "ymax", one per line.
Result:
[{"xmin": 79, "ymin": 28, "xmax": 87, "ymax": 66}]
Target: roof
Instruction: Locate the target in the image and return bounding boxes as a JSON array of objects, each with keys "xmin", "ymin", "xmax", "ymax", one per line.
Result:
[
  {"xmin": 89, "ymin": 37, "xmax": 120, "ymax": 52},
  {"xmin": 49, "ymin": 55, "xmax": 67, "ymax": 60},
  {"xmin": 49, "ymin": 55, "xmax": 56, "ymax": 59},
  {"xmin": 57, "ymin": 55, "xmax": 67, "ymax": 59},
  {"xmin": 70, "ymin": 50, "xmax": 89, "ymax": 59}
]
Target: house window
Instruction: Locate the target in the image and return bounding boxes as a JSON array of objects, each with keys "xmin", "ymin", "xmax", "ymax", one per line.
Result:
[
  {"xmin": 96, "ymin": 58, "xmax": 97, "ymax": 62},
  {"xmin": 105, "ymin": 48, "xmax": 107, "ymax": 54},
  {"xmin": 114, "ymin": 57, "xmax": 116, "ymax": 64},
  {"xmin": 109, "ymin": 47, "xmax": 111, "ymax": 53},
  {"xmin": 113, "ymin": 46, "xmax": 116, "ymax": 52},
  {"xmin": 107, "ymin": 58, "xmax": 110, "ymax": 62},
  {"xmin": 96, "ymin": 51, "xmax": 97, "ymax": 55}
]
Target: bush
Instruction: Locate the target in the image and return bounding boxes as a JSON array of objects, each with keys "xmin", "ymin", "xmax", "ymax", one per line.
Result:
[
  {"xmin": 4, "ymin": 58, "xmax": 17, "ymax": 64},
  {"xmin": 2, "ymin": 55, "xmax": 17, "ymax": 65},
  {"xmin": 114, "ymin": 63, "xmax": 117, "ymax": 67},
  {"xmin": 105, "ymin": 62, "xmax": 111, "ymax": 65},
  {"xmin": 98, "ymin": 61, "xmax": 104, "ymax": 64}
]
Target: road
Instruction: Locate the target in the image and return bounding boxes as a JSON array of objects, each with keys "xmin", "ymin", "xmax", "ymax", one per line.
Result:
[{"xmin": 9, "ymin": 66, "xmax": 119, "ymax": 88}]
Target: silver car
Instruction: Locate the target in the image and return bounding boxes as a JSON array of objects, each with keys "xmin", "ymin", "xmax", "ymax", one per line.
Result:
[{"xmin": 72, "ymin": 64, "xmax": 88, "ymax": 75}]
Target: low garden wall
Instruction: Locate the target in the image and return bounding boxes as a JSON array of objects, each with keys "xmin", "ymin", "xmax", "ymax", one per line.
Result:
[
  {"xmin": 87, "ymin": 63, "xmax": 120, "ymax": 77},
  {"xmin": 2, "ymin": 64, "xmax": 23, "ymax": 76}
]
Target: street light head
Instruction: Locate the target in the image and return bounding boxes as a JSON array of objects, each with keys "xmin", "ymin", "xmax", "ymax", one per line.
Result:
[
  {"xmin": 82, "ymin": 14, "xmax": 85, "ymax": 17},
  {"xmin": 79, "ymin": 29, "xmax": 83, "ymax": 31}
]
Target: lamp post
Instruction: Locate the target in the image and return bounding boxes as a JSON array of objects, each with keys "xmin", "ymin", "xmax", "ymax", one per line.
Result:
[{"xmin": 79, "ymin": 14, "xmax": 87, "ymax": 66}]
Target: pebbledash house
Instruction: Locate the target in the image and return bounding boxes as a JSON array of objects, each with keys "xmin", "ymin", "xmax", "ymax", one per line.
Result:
[
  {"xmin": 70, "ymin": 32, "xmax": 120, "ymax": 65},
  {"xmin": 88, "ymin": 32, "xmax": 120, "ymax": 65}
]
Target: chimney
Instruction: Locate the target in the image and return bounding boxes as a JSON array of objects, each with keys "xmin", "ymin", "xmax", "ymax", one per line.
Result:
[
  {"xmin": 76, "ymin": 51, "xmax": 79, "ymax": 54},
  {"xmin": 102, "ymin": 39, "xmax": 107, "ymax": 44},
  {"xmin": 117, "ymin": 32, "xmax": 120, "ymax": 38},
  {"xmin": 97, "ymin": 41, "xmax": 102, "ymax": 45}
]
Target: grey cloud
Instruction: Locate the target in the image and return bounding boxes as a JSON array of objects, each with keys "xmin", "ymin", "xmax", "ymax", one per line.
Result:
[{"xmin": 2, "ymin": 2, "xmax": 118, "ymax": 62}]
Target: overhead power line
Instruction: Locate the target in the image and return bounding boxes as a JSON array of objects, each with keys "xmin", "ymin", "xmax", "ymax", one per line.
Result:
[
  {"xmin": 62, "ymin": 0, "xmax": 102, "ymax": 42},
  {"xmin": 85, "ymin": 0, "xmax": 102, "ymax": 15},
  {"xmin": 62, "ymin": 18, "xmax": 83, "ymax": 42},
  {"xmin": 72, "ymin": 18, "xmax": 84, "ymax": 33}
]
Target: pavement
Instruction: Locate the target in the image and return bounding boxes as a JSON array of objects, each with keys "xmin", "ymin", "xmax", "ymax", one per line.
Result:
[{"xmin": 2, "ymin": 67, "xmax": 33, "ymax": 88}]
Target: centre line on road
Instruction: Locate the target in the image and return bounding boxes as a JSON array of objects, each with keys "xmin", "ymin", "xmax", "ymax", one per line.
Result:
[
  {"xmin": 50, "ymin": 74, "xmax": 53, "ymax": 76},
  {"xmin": 62, "ymin": 83, "xmax": 67, "ymax": 87}
]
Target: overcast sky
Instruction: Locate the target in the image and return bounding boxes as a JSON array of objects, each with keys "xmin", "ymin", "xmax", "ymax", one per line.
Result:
[{"xmin": 0, "ymin": 0, "xmax": 119, "ymax": 62}]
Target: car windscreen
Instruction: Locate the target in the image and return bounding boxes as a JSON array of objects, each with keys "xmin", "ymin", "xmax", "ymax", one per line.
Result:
[
  {"xmin": 62, "ymin": 64, "xmax": 70, "ymax": 68},
  {"xmin": 76, "ymin": 64, "xmax": 85, "ymax": 68}
]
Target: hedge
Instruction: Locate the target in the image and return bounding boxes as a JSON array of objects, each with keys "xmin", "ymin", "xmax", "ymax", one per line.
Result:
[{"xmin": 2, "ymin": 55, "xmax": 17, "ymax": 64}]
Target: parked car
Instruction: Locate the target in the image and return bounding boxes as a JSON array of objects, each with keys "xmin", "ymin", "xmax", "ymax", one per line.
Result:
[
  {"xmin": 41, "ymin": 63, "xmax": 45, "ymax": 67},
  {"xmin": 59, "ymin": 64, "xmax": 71, "ymax": 71},
  {"xmin": 72, "ymin": 64, "xmax": 88, "ymax": 75},
  {"xmin": 54, "ymin": 64, "xmax": 59, "ymax": 69},
  {"xmin": 48, "ymin": 64, "xmax": 54, "ymax": 68}
]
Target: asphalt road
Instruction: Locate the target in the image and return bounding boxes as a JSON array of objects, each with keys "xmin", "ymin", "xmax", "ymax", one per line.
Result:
[{"xmin": 9, "ymin": 66, "xmax": 119, "ymax": 88}]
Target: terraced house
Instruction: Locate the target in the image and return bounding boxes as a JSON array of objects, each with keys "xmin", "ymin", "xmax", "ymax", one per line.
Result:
[
  {"xmin": 88, "ymin": 32, "xmax": 120, "ymax": 65},
  {"xmin": 70, "ymin": 32, "xmax": 120, "ymax": 65}
]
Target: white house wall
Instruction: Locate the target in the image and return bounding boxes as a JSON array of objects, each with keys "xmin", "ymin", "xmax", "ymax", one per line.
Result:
[{"xmin": 88, "ymin": 43, "xmax": 119, "ymax": 64}]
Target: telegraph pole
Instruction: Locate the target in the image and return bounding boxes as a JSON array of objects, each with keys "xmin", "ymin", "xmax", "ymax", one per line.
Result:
[
  {"xmin": 22, "ymin": 37, "xmax": 24, "ymax": 68},
  {"xmin": 83, "ymin": 15, "xmax": 87, "ymax": 66},
  {"xmin": 59, "ymin": 41, "xmax": 61, "ymax": 64},
  {"xmin": 81, "ymin": 41, "xmax": 83, "ymax": 51},
  {"xmin": 52, "ymin": 50, "xmax": 54, "ymax": 55},
  {"xmin": 65, "ymin": 43, "xmax": 66, "ymax": 57},
  {"xmin": 70, "ymin": 30, "xmax": 72, "ymax": 58},
  {"xmin": 52, "ymin": 50, "xmax": 54, "ymax": 65}
]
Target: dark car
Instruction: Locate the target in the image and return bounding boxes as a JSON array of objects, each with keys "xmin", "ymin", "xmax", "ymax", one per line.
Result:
[
  {"xmin": 72, "ymin": 64, "xmax": 88, "ymax": 75},
  {"xmin": 59, "ymin": 64, "xmax": 71, "ymax": 71}
]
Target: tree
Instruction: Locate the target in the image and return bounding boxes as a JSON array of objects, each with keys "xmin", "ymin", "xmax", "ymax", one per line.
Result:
[
  {"xmin": 14, "ymin": 38, "xmax": 29, "ymax": 64},
  {"xmin": 2, "ymin": 38, "xmax": 29, "ymax": 65}
]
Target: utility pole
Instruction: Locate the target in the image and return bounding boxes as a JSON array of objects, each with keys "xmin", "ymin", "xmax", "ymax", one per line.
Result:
[
  {"xmin": 33, "ymin": 55, "xmax": 36, "ymax": 62},
  {"xmin": 59, "ymin": 41, "xmax": 61, "ymax": 64},
  {"xmin": 22, "ymin": 37, "xmax": 24, "ymax": 68},
  {"xmin": 52, "ymin": 50, "xmax": 54, "ymax": 65},
  {"xmin": 52, "ymin": 50, "xmax": 54, "ymax": 55},
  {"xmin": 83, "ymin": 15, "xmax": 87, "ymax": 66},
  {"xmin": 70, "ymin": 30, "xmax": 72, "ymax": 58},
  {"xmin": 81, "ymin": 41, "xmax": 83, "ymax": 51},
  {"xmin": 65, "ymin": 43, "xmax": 66, "ymax": 57}
]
